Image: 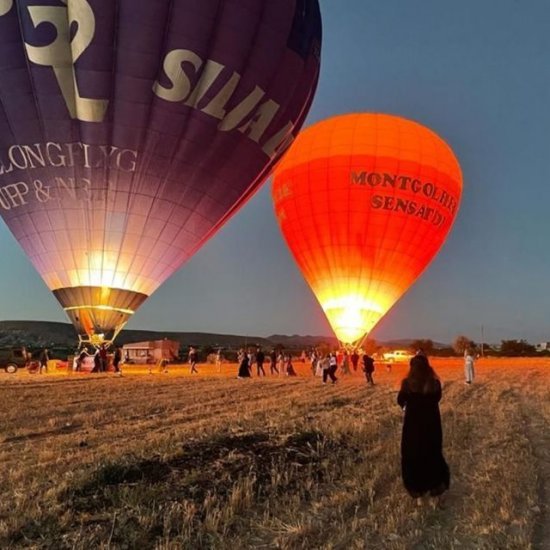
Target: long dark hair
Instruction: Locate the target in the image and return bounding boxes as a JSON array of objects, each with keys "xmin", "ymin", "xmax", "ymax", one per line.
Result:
[{"xmin": 404, "ymin": 355, "xmax": 440, "ymax": 394}]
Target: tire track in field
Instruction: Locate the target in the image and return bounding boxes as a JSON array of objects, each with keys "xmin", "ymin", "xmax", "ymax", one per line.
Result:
[{"xmin": 515, "ymin": 373, "xmax": 550, "ymax": 550}]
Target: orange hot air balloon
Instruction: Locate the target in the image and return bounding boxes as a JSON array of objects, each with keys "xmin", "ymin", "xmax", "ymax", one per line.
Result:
[{"xmin": 272, "ymin": 113, "xmax": 462, "ymax": 346}]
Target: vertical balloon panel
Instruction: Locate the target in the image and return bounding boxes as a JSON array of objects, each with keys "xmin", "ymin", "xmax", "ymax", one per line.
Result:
[
  {"xmin": 0, "ymin": 0, "xmax": 322, "ymax": 343},
  {"xmin": 272, "ymin": 114, "xmax": 462, "ymax": 346}
]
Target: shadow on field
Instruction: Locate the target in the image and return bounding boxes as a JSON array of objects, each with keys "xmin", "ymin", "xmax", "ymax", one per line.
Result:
[
  {"xmin": 73, "ymin": 430, "xmax": 344, "ymax": 503},
  {"xmin": 7, "ymin": 430, "xmax": 361, "ymax": 548}
]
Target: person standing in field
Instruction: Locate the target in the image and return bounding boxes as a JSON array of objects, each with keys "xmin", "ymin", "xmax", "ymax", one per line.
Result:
[
  {"xmin": 113, "ymin": 347, "xmax": 122, "ymax": 374},
  {"xmin": 237, "ymin": 349, "xmax": 251, "ymax": 378},
  {"xmin": 315, "ymin": 355, "xmax": 324, "ymax": 377},
  {"xmin": 336, "ymin": 349, "xmax": 343, "ymax": 371},
  {"xmin": 269, "ymin": 348, "xmax": 279, "ymax": 375},
  {"xmin": 397, "ymin": 355, "xmax": 450, "ymax": 501},
  {"xmin": 464, "ymin": 348, "xmax": 475, "ymax": 384},
  {"xmin": 74, "ymin": 348, "xmax": 92, "ymax": 372},
  {"xmin": 322, "ymin": 353, "xmax": 337, "ymax": 384},
  {"xmin": 39, "ymin": 347, "xmax": 49, "ymax": 374},
  {"xmin": 72, "ymin": 348, "xmax": 79, "ymax": 372},
  {"xmin": 216, "ymin": 348, "xmax": 223, "ymax": 373},
  {"xmin": 92, "ymin": 349, "xmax": 101, "ymax": 373},
  {"xmin": 320, "ymin": 354, "xmax": 329, "ymax": 383},
  {"xmin": 310, "ymin": 349, "xmax": 318, "ymax": 375},
  {"xmin": 341, "ymin": 351, "xmax": 351, "ymax": 375},
  {"xmin": 350, "ymin": 349, "xmax": 359, "ymax": 372},
  {"xmin": 99, "ymin": 344, "xmax": 108, "ymax": 372},
  {"xmin": 256, "ymin": 346, "xmax": 266, "ymax": 376},
  {"xmin": 188, "ymin": 346, "xmax": 198, "ymax": 374},
  {"xmin": 277, "ymin": 350, "xmax": 285, "ymax": 376},
  {"xmin": 153, "ymin": 356, "xmax": 169, "ymax": 374},
  {"xmin": 285, "ymin": 353, "xmax": 297, "ymax": 376},
  {"xmin": 362, "ymin": 352, "xmax": 375, "ymax": 386},
  {"xmin": 329, "ymin": 352, "xmax": 338, "ymax": 382},
  {"xmin": 248, "ymin": 348, "xmax": 256, "ymax": 375}
]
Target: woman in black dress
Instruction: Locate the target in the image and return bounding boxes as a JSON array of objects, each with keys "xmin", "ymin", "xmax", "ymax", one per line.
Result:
[
  {"xmin": 237, "ymin": 350, "xmax": 251, "ymax": 378},
  {"xmin": 397, "ymin": 355, "xmax": 450, "ymax": 499}
]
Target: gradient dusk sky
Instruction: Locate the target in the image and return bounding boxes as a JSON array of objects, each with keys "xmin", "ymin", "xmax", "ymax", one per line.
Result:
[{"xmin": 1, "ymin": 0, "xmax": 549, "ymax": 344}]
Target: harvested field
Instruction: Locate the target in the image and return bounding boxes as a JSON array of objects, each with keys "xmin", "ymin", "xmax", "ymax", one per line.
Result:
[{"xmin": 0, "ymin": 358, "xmax": 548, "ymax": 549}]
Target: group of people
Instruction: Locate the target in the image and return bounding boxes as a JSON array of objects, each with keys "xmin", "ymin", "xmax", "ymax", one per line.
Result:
[
  {"xmin": 307, "ymin": 349, "xmax": 376, "ymax": 385},
  {"xmin": 230, "ymin": 345, "xmax": 382, "ymax": 384},
  {"xmin": 72, "ymin": 345, "xmax": 124, "ymax": 374},
  {"xmin": 237, "ymin": 347, "xmax": 297, "ymax": 378}
]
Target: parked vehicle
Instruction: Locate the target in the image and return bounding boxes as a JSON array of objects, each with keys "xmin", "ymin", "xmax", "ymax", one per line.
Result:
[
  {"xmin": 0, "ymin": 347, "xmax": 31, "ymax": 373},
  {"xmin": 382, "ymin": 349, "xmax": 414, "ymax": 363}
]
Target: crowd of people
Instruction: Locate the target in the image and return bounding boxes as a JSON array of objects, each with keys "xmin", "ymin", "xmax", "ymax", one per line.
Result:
[
  {"xmin": 236, "ymin": 346, "xmax": 297, "ymax": 378},
  {"xmin": 306, "ymin": 348, "xmax": 378, "ymax": 385},
  {"xmin": 57, "ymin": 343, "xmax": 428, "ymax": 388},
  {"xmin": 230, "ymin": 346, "xmax": 384, "ymax": 384},
  {"xmin": 70, "ymin": 344, "xmax": 124, "ymax": 374}
]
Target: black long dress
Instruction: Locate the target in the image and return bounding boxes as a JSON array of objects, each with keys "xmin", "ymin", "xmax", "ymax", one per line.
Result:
[
  {"xmin": 238, "ymin": 356, "xmax": 250, "ymax": 378},
  {"xmin": 397, "ymin": 379, "xmax": 450, "ymax": 497}
]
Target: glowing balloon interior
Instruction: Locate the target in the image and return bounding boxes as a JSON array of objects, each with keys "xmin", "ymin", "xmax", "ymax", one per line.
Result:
[
  {"xmin": 0, "ymin": 0, "xmax": 322, "ymax": 344},
  {"xmin": 272, "ymin": 113, "xmax": 462, "ymax": 346}
]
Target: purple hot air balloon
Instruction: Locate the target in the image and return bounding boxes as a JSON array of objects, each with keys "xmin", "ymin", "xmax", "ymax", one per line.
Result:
[{"xmin": 0, "ymin": 0, "xmax": 322, "ymax": 345}]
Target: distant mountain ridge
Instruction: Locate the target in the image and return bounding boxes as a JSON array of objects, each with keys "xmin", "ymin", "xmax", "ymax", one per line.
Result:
[
  {"xmin": 0, "ymin": 321, "xmax": 272, "ymax": 349},
  {"xmin": 0, "ymin": 320, "xmax": 449, "ymax": 349}
]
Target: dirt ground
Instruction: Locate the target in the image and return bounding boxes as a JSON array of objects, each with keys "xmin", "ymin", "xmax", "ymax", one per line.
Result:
[{"xmin": 0, "ymin": 357, "xmax": 548, "ymax": 549}]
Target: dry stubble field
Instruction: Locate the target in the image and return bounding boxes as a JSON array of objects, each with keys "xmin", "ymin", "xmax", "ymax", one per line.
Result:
[{"xmin": 0, "ymin": 358, "xmax": 548, "ymax": 549}]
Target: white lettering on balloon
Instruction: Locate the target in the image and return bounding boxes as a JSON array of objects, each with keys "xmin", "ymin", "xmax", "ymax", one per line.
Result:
[
  {"xmin": 0, "ymin": 182, "xmax": 29, "ymax": 209},
  {"xmin": 0, "ymin": 175, "xmax": 119, "ymax": 210},
  {"xmin": 0, "ymin": 0, "xmax": 13, "ymax": 17},
  {"xmin": 0, "ymin": 5, "xmax": 299, "ymax": 158},
  {"xmin": 0, "ymin": 142, "xmax": 138, "ymax": 176},
  {"xmin": 153, "ymin": 49, "xmax": 295, "ymax": 158},
  {"xmin": 23, "ymin": 0, "xmax": 108, "ymax": 122},
  {"xmin": 0, "ymin": 141, "xmax": 139, "ymax": 210}
]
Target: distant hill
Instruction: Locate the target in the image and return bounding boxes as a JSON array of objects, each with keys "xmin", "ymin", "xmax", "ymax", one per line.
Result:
[
  {"xmin": 0, "ymin": 321, "xmax": 450, "ymax": 351},
  {"xmin": 0, "ymin": 321, "xmax": 272, "ymax": 350},
  {"xmin": 0, "ymin": 321, "xmax": 77, "ymax": 348}
]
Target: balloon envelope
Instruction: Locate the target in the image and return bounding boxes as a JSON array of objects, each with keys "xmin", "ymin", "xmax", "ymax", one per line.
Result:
[
  {"xmin": 272, "ymin": 113, "xmax": 462, "ymax": 345},
  {"xmin": 0, "ymin": 0, "xmax": 322, "ymax": 344}
]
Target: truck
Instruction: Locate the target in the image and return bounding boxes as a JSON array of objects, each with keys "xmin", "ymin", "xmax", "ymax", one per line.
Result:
[{"xmin": 0, "ymin": 347, "xmax": 31, "ymax": 373}]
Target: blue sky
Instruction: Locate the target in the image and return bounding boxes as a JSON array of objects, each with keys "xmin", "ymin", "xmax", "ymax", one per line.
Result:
[{"xmin": 1, "ymin": 0, "xmax": 550, "ymax": 344}]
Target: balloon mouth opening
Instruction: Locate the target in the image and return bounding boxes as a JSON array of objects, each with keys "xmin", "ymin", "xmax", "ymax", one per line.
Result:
[
  {"xmin": 53, "ymin": 286, "xmax": 148, "ymax": 345},
  {"xmin": 322, "ymin": 297, "xmax": 384, "ymax": 345}
]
